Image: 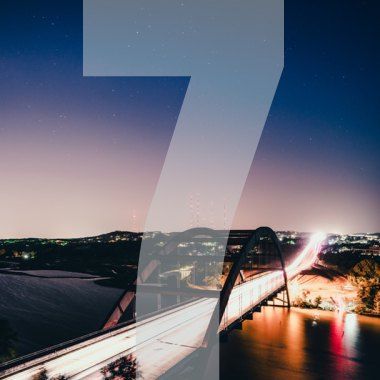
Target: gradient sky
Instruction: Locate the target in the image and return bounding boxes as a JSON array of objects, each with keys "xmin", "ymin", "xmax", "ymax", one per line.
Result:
[{"xmin": 0, "ymin": 0, "xmax": 379, "ymax": 237}]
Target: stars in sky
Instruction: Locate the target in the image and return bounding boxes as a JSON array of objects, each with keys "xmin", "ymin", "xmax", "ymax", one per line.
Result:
[{"xmin": 0, "ymin": 0, "xmax": 378, "ymax": 235}]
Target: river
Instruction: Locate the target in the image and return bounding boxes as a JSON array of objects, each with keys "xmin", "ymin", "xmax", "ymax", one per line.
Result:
[
  {"xmin": 220, "ymin": 307, "xmax": 379, "ymax": 379},
  {"xmin": 0, "ymin": 272, "xmax": 123, "ymax": 355},
  {"xmin": 1, "ymin": 272, "xmax": 379, "ymax": 379}
]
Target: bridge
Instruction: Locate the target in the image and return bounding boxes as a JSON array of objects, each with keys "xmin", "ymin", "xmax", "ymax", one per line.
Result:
[{"xmin": 0, "ymin": 228, "xmax": 325, "ymax": 379}]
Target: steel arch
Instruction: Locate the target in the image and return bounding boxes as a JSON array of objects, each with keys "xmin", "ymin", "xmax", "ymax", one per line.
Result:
[{"xmin": 202, "ymin": 226, "xmax": 290, "ymax": 346}]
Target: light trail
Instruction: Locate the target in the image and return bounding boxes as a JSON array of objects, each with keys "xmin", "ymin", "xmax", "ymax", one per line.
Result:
[
  {"xmin": 0, "ymin": 233, "xmax": 325, "ymax": 380},
  {"xmin": 285, "ymin": 232, "xmax": 326, "ymax": 278}
]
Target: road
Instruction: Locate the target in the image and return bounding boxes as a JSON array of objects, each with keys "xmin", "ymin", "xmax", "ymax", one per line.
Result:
[{"xmin": 1, "ymin": 233, "xmax": 325, "ymax": 379}]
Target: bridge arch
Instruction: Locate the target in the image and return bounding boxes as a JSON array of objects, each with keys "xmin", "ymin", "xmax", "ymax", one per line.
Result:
[
  {"xmin": 103, "ymin": 226, "xmax": 289, "ymax": 336},
  {"xmin": 219, "ymin": 226, "xmax": 290, "ymax": 326},
  {"xmin": 202, "ymin": 226, "xmax": 290, "ymax": 347}
]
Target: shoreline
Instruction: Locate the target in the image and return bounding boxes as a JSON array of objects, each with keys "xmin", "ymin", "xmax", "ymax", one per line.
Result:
[
  {"xmin": 293, "ymin": 305, "xmax": 380, "ymax": 319},
  {"xmin": 0, "ymin": 268, "xmax": 107, "ymax": 280}
]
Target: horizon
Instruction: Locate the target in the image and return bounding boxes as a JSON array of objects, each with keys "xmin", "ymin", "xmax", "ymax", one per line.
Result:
[{"xmin": 1, "ymin": 227, "xmax": 379, "ymax": 241}]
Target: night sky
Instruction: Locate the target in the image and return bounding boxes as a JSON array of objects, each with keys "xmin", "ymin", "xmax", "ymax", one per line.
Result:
[{"xmin": 0, "ymin": 0, "xmax": 379, "ymax": 237}]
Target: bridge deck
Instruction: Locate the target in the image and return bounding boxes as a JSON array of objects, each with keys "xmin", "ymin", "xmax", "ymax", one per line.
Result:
[
  {"xmin": 1, "ymin": 270, "xmax": 283, "ymax": 380},
  {"xmin": 0, "ymin": 233, "xmax": 324, "ymax": 379}
]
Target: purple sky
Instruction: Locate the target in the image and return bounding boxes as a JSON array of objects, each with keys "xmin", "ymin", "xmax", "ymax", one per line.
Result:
[{"xmin": 0, "ymin": 0, "xmax": 379, "ymax": 237}]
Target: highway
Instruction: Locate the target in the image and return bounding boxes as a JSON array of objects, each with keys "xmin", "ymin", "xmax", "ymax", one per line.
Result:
[{"xmin": 0, "ymin": 233, "xmax": 325, "ymax": 379}]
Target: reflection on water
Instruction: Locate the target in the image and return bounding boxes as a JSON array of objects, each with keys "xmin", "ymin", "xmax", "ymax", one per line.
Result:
[{"xmin": 220, "ymin": 307, "xmax": 379, "ymax": 379}]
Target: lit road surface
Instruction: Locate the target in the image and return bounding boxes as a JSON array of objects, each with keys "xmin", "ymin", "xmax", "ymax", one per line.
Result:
[
  {"xmin": 221, "ymin": 232, "xmax": 325, "ymax": 329},
  {"xmin": 1, "ymin": 233, "xmax": 325, "ymax": 379},
  {"xmin": 2, "ymin": 298, "xmax": 217, "ymax": 380}
]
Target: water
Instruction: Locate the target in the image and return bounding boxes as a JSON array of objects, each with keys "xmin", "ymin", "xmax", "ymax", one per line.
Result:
[
  {"xmin": 0, "ymin": 272, "xmax": 123, "ymax": 356},
  {"xmin": 220, "ymin": 307, "xmax": 379, "ymax": 380},
  {"xmin": 1, "ymin": 272, "xmax": 379, "ymax": 379}
]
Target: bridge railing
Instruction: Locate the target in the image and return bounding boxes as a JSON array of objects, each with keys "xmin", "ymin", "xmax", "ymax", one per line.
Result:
[{"xmin": 220, "ymin": 270, "xmax": 285, "ymax": 330}]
